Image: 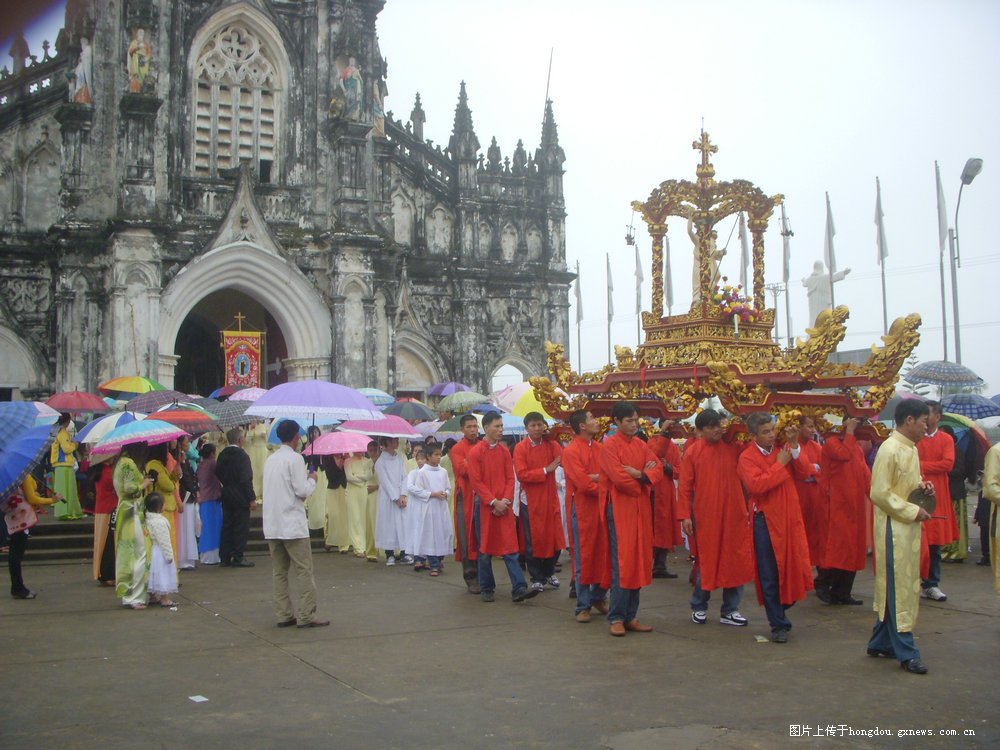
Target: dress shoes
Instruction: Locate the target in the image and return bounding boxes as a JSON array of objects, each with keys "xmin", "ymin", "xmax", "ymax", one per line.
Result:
[
  {"xmin": 652, "ymin": 570, "xmax": 679, "ymax": 579},
  {"xmin": 833, "ymin": 595, "xmax": 863, "ymax": 605},
  {"xmin": 466, "ymin": 582, "xmax": 481, "ymax": 595},
  {"xmin": 975, "ymin": 557, "xmax": 990, "ymax": 566},
  {"xmin": 771, "ymin": 629, "xmax": 789, "ymax": 644},
  {"xmin": 575, "ymin": 609, "xmax": 591, "ymax": 623},
  {"xmin": 592, "ymin": 599, "xmax": 609, "ymax": 615},
  {"xmin": 512, "ymin": 587, "xmax": 540, "ymax": 602},
  {"xmin": 624, "ymin": 620, "xmax": 653, "ymax": 632},
  {"xmin": 866, "ymin": 647, "xmax": 895, "ymax": 658},
  {"xmin": 11, "ymin": 590, "xmax": 37, "ymax": 600},
  {"xmin": 609, "ymin": 621, "xmax": 626, "ymax": 637},
  {"xmin": 230, "ymin": 559, "xmax": 255, "ymax": 568},
  {"xmin": 815, "ymin": 587, "xmax": 832, "ymax": 604},
  {"xmin": 480, "ymin": 591, "xmax": 495, "ymax": 603},
  {"xmin": 276, "ymin": 618, "xmax": 297, "ymax": 628},
  {"xmin": 297, "ymin": 618, "xmax": 330, "ymax": 629},
  {"xmin": 900, "ymin": 658, "xmax": 928, "ymax": 674}
]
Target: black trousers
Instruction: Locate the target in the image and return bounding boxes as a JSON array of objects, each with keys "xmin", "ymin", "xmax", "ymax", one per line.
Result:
[
  {"xmin": 8, "ymin": 531, "xmax": 29, "ymax": 596},
  {"xmin": 815, "ymin": 567, "xmax": 857, "ymax": 600},
  {"xmin": 220, "ymin": 502, "xmax": 251, "ymax": 563},
  {"xmin": 520, "ymin": 502, "xmax": 558, "ymax": 584},
  {"xmin": 98, "ymin": 522, "xmax": 115, "ymax": 583}
]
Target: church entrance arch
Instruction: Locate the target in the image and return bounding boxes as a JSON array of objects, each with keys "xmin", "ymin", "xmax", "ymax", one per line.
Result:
[
  {"xmin": 158, "ymin": 243, "xmax": 331, "ymax": 389},
  {"xmin": 0, "ymin": 324, "xmax": 45, "ymax": 399},
  {"xmin": 490, "ymin": 358, "xmax": 536, "ymax": 393}
]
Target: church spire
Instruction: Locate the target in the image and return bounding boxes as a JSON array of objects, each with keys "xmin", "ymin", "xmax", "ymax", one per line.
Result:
[
  {"xmin": 534, "ymin": 99, "xmax": 565, "ymax": 199},
  {"xmin": 448, "ymin": 81, "xmax": 480, "ymax": 161},
  {"xmin": 410, "ymin": 92, "xmax": 425, "ymax": 141},
  {"xmin": 539, "ymin": 98, "xmax": 560, "ymax": 153}
]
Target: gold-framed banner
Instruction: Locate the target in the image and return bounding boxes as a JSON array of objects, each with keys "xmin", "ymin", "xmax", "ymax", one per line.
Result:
[{"xmin": 221, "ymin": 330, "xmax": 262, "ymax": 387}]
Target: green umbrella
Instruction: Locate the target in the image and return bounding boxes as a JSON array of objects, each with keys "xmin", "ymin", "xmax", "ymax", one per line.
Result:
[{"xmin": 437, "ymin": 391, "xmax": 490, "ymax": 412}]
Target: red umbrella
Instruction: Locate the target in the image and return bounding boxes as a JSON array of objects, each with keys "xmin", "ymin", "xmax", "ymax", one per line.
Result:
[
  {"xmin": 152, "ymin": 408, "xmax": 218, "ymax": 435},
  {"xmin": 45, "ymin": 390, "xmax": 110, "ymax": 415}
]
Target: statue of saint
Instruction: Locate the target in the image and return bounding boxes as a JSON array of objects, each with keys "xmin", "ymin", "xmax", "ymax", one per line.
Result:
[
  {"xmin": 127, "ymin": 28, "xmax": 152, "ymax": 94},
  {"xmin": 802, "ymin": 260, "xmax": 851, "ymax": 325},
  {"xmin": 687, "ymin": 217, "xmax": 726, "ymax": 305},
  {"xmin": 70, "ymin": 38, "xmax": 94, "ymax": 104}
]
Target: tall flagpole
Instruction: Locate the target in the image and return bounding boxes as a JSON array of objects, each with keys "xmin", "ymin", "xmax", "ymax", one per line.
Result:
[
  {"xmin": 824, "ymin": 192, "xmax": 836, "ymax": 310},
  {"xmin": 780, "ymin": 203, "xmax": 793, "ymax": 348},
  {"xmin": 575, "ymin": 260, "xmax": 583, "ymax": 373},
  {"xmin": 634, "ymin": 244, "xmax": 643, "ymax": 345},
  {"xmin": 606, "ymin": 253, "xmax": 614, "ymax": 367},
  {"xmin": 935, "ymin": 161, "xmax": 949, "ymax": 359},
  {"xmin": 875, "ymin": 176, "xmax": 889, "ymax": 335}
]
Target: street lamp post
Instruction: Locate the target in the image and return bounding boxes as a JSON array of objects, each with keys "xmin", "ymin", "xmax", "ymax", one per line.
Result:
[{"xmin": 951, "ymin": 157, "xmax": 983, "ymax": 364}]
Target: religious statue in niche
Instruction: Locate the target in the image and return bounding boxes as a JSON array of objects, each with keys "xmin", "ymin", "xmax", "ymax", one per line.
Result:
[
  {"xmin": 69, "ymin": 38, "xmax": 94, "ymax": 104},
  {"xmin": 372, "ymin": 76, "xmax": 387, "ymax": 137},
  {"xmin": 127, "ymin": 28, "xmax": 153, "ymax": 94},
  {"xmin": 802, "ymin": 259, "xmax": 851, "ymax": 326},
  {"xmin": 687, "ymin": 217, "xmax": 725, "ymax": 304},
  {"xmin": 329, "ymin": 54, "xmax": 364, "ymax": 121}
]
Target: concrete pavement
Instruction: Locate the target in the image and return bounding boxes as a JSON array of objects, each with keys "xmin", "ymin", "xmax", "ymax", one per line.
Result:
[{"xmin": 3, "ymin": 545, "xmax": 997, "ymax": 749}]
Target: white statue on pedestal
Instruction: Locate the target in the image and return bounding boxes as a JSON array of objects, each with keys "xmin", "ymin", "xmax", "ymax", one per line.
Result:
[
  {"xmin": 802, "ymin": 260, "xmax": 850, "ymax": 325},
  {"xmin": 687, "ymin": 217, "xmax": 726, "ymax": 305}
]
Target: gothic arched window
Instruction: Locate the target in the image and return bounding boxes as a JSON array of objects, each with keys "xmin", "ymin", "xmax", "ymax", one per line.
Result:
[{"xmin": 192, "ymin": 23, "xmax": 281, "ymax": 180}]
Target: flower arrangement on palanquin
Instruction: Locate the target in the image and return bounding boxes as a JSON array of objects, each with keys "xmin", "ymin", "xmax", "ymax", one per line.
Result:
[{"xmin": 713, "ymin": 278, "xmax": 756, "ymax": 324}]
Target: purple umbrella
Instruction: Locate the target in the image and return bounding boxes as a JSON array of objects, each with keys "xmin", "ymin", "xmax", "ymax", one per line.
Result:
[
  {"xmin": 246, "ymin": 380, "xmax": 385, "ymax": 424},
  {"xmin": 427, "ymin": 381, "xmax": 471, "ymax": 397}
]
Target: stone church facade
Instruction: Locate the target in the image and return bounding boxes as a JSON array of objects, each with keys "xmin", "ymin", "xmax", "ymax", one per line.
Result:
[{"xmin": 0, "ymin": 0, "xmax": 572, "ymax": 399}]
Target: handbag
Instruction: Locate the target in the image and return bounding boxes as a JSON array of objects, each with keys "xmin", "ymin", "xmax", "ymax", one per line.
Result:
[{"xmin": 2, "ymin": 494, "xmax": 39, "ymax": 534}]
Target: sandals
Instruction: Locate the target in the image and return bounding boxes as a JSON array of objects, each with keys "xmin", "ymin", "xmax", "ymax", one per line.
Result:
[
  {"xmin": 159, "ymin": 599, "xmax": 177, "ymax": 607},
  {"xmin": 127, "ymin": 603, "xmax": 147, "ymax": 610},
  {"xmin": 429, "ymin": 569, "xmax": 440, "ymax": 577}
]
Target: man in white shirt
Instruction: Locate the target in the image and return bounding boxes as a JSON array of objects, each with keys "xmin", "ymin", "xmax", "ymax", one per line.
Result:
[{"xmin": 263, "ymin": 419, "xmax": 329, "ymax": 628}]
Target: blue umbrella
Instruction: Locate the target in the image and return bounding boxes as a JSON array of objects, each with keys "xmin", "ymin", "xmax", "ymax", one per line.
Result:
[
  {"xmin": 468, "ymin": 403, "xmax": 502, "ymax": 414},
  {"xmin": 991, "ymin": 394, "xmax": 1000, "ymax": 406},
  {"xmin": 0, "ymin": 402, "xmax": 60, "ymax": 451},
  {"xmin": 267, "ymin": 418, "xmax": 307, "ymax": 445},
  {"xmin": 940, "ymin": 393, "xmax": 1000, "ymax": 421},
  {"xmin": 0, "ymin": 425, "xmax": 56, "ymax": 501},
  {"xmin": 500, "ymin": 413, "xmax": 554, "ymax": 437},
  {"xmin": 358, "ymin": 388, "xmax": 395, "ymax": 408}
]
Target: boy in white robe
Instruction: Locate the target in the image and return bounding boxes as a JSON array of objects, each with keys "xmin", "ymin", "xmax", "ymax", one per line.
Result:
[
  {"xmin": 407, "ymin": 444, "xmax": 454, "ymax": 576},
  {"xmin": 405, "ymin": 449, "xmax": 429, "ymax": 570},
  {"xmin": 374, "ymin": 437, "xmax": 411, "ymax": 565}
]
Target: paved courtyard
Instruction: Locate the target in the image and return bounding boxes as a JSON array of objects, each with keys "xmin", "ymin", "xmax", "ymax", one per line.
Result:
[{"xmin": 4, "ymin": 544, "xmax": 997, "ymax": 749}]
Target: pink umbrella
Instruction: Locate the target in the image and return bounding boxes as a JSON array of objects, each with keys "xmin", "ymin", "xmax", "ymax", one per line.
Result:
[
  {"xmin": 427, "ymin": 381, "xmax": 471, "ymax": 397},
  {"xmin": 302, "ymin": 431, "xmax": 373, "ymax": 456},
  {"xmin": 339, "ymin": 415, "xmax": 420, "ymax": 439},
  {"xmin": 228, "ymin": 387, "xmax": 268, "ymax": 402}
]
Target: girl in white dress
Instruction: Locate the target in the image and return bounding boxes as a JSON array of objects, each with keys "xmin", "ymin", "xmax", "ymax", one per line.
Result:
[
  {"xmin": 145, "ymin": 493, "xmax": 178, "ymax": 607},
  {"xmin": 406, "ymin": 444, "xmax": 454, "ymax": 576}
]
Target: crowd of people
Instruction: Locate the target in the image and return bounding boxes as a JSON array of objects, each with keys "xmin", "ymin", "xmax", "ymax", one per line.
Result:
[{"xmin": 5, "ymin": 397, "xmax": 1000, "ymax": 674}]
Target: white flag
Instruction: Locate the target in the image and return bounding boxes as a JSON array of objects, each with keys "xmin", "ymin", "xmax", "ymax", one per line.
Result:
[
  {"xmin": 935, "ymin": 161, "xmax": 948, "ymax": 258},
  {"xmin": 738, "ymin": 212, "xmax": 750, "ymax": 290},
  {"xmin": 664, "ymin": 233, "xmax": 674, "ymax": 310},
  {"xmin": 634, "ymin": 245, "xmax": 643, "ymax": 315},
  {"xmin": 574, "ymin": 260, "xmax": 583, "ymax": 325},
  {"xmin": 780, "ymin": 203, "xmax": 791, "ymax": 284},
  {"xmin": 823, "ymin": 192, "xmax": 836, "ymax": 273},
  {"xmin": 606, "ymin": 253, "xmax": 614, "ymax": 322},
  {"xmin": 875, "ymin": 177, "xmax": 888, "ymax": 265}
]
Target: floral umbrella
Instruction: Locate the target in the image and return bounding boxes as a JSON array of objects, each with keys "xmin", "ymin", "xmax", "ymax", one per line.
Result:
[
  {"xmin": 45, "ymin": 390, "xmax": 110, "ymax": 415},
  {"xmin": 91, "ymin": 419, "xmax": 189, "ymax": 456},
  {"xmin": 302, "ymin": 431, "xmax": 373, "ymax": 456},
  {"xmin": 227, "ymin": 387, "xmax": 268, "ymax": 402},
  {"xmin": 338, "ymin": 415, "xmax": 421, "ymax": 440}
]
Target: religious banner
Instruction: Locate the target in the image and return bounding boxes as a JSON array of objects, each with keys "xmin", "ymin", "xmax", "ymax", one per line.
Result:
[{"xmin": 221, "ymin": 330, "xmax": 262, "ymax": 387}]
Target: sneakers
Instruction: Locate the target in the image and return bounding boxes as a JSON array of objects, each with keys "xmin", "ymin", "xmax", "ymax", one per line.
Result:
[
  {"xmin": 401, "ymin": 555, "xmax": 415, "ymax": 565},
  {"xmin": 530, "ymin": 581, "xmax": 545, "ymax": 594},
  {"xmin": 386, "ymin": 556, "xmax": 396, "ymax": 567},
  {"xmin": 546, "ymin": 575, "xmax": 561, "ymax": 589},
  {"xmin": 512, "ymin": 587, "xmax": 540, "ymax": 602},
  {"xmin": 691, "ymin": 610, "xmax": 707, "ymax": 625},
  {"xmin": 921, "ymin": 586, "xmax": 947, "ymax": 602},
  {"xmin": 720, "ymin": 611, "xmax": 749, "ymax": 626},
  {"xmin": 771, "ymin": 629, "xmax": 789, "ymax": 643},
  {"xmin": 481, "ymin": 590, "xmax": 495, "ymax": 603}
]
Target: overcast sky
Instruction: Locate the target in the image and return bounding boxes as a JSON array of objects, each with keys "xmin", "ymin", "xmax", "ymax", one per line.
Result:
[
  {"xmin": 8, "ymin": 1, "xmax": 998, "ymax": 395},
  {"xmin": 378, "ymin": 0, "xmax": 1000, "ymax": 394}
]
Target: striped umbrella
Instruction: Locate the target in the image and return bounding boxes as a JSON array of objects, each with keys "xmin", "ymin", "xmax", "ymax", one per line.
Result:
[
  {"xmin": 75, "ymin": 411, "xmax": 147, "ymax": 444},
  {"xmin": 98, "ymin": 376, "xmax": 168, "ymax": 399},
  {"xmin": 152, "ymin": 407, "xmax": 219, "ymax": 435},
  {"xmin": 91, "ymin": 419, "xmax": 189, "ymax": 456}
]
